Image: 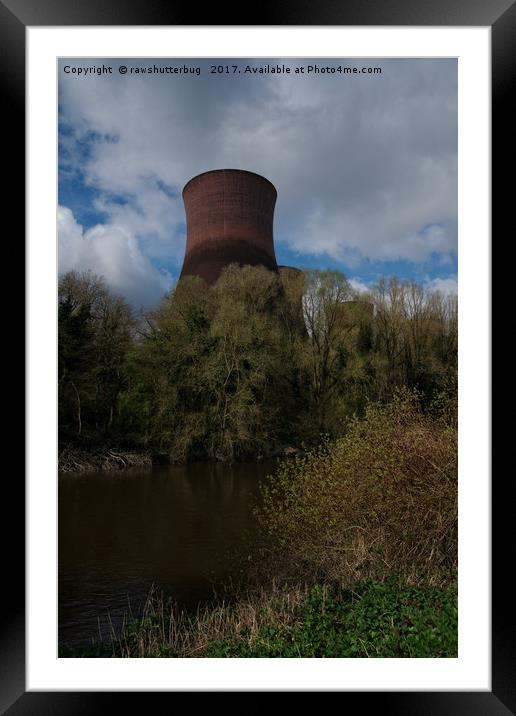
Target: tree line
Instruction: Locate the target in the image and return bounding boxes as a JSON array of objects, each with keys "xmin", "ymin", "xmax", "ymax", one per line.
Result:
[{"xmin": 58, "ymin": 266, "xmax": 457, "ymax": 462}]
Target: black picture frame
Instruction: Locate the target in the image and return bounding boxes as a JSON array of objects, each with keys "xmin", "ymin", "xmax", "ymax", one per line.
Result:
[{"xmin": 6, "ymin": 0, "xmax": 511, "ymax": 710}]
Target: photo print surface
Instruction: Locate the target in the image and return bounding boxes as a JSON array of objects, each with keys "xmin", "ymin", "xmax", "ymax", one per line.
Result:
[{"xmin": 58, "ymin": 57, "xmax": 458, "ymax": 658}]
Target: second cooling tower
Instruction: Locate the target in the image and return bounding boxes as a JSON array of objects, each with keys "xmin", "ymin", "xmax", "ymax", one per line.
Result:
[{"xmin": 180, "ymin": 169, "xmax": 279, "ymax": 285}]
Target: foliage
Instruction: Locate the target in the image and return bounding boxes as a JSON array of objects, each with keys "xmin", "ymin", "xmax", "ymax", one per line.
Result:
[
  {"xmin": 300, "ymin": 270, "xmax": 356, "ymax": 434},
  {"xmin": 58, "ymin": 271, "xmax": 135, "ymax": 445},
  {"xmin": 121, "ymin": 265, "xmax": 300, "ymax": 461},
  {"xmin": 66, "ymin": 578, "xmax": 456, "ymax": 658},
  {"xmin": 207, "ymin": 580, "xmax": 457, "ymax": 658},
  {"xmin": 58, "ymin": 267, "xmax": 458, "ymax": 462},
  {"xmin": 370, "ymin": 277, "xmax": 458, "ymax": 403},
  {"xmin": 255, "ymin": 390, "xmax": 457, "ymax": 588}
]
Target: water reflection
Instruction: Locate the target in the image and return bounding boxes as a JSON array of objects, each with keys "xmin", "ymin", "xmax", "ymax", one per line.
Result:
[{"xmin": 58, "ymin": 461, "xmax": 275, "ymax": 647}]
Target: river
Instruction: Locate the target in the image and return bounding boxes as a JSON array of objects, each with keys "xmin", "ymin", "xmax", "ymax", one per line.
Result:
[{"xmin": 58, "ymin": 460, "xmax": 277, "ymax": 648}]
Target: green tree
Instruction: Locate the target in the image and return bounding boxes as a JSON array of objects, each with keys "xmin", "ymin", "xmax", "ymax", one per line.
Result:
[
  {"xmin": 124, "ymin": 265, "xmax": 298, "ymax": 461},
  {"xmin": 58, "ymin": 270, "xmax": 135, "ymax": 444},
  {"xmin": 300, "ymin": 270, "xmax": 356, "ymax": 434},
  {"xmin": 58, "ymin": 294, "xmax": 96, "ymax": 437}
]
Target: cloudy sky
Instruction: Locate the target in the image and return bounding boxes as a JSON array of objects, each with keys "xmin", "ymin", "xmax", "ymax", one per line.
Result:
[{"xmin": 58, "ymin": 58, "xmax": 457, "ymax": 308}]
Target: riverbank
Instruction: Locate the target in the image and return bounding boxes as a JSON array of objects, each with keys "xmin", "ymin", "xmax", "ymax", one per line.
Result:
[
  {"xmin": 58, "ymin": 445, "xmax": 152, "ymax": 473},
  {"xmin": 59, "ymin": 577, "xmax": 457, "ymax": 658},
  {"xmin": 58, "ymin": 444, "xmax": 300, "ymax": 473}
]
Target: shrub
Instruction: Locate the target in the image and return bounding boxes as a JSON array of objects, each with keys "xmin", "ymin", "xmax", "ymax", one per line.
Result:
[{"xmin": 255, "ymin": 390, "xmax": 457, "ymax": 588}]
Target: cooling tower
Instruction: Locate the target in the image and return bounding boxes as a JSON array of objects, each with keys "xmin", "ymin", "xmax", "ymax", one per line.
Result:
[
  {"xmin": 180, "ymin": 169, "xmax": 279, "ymax": 285},
  {"xmin": 278, "ymin": 265, "xmax": 304, "ymax": 282}
]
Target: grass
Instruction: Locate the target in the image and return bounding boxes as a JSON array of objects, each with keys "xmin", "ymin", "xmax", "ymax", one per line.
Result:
[
  {"xmin": 207, "ymin": 580, "xmax": 457, "ymax": 658},
  {"xmin": 59, "ymin": 577, "xmax": 457, "ymax": 658}
]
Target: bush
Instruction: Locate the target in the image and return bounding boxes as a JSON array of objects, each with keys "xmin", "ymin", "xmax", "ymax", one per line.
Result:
[{"xmin": 255, "ymin": 390, "xmax": 457, "ymax": 588}]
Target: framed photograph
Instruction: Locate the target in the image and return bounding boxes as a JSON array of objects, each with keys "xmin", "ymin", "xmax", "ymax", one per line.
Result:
[{"xmin": 6, "ymin": 0, "xmax": 510, "ymax": 709}]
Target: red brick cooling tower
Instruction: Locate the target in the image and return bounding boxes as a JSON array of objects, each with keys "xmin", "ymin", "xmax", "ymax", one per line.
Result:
[{"xmin": 180, "ymin": 169, "xmax": 279, "ymax": 284}]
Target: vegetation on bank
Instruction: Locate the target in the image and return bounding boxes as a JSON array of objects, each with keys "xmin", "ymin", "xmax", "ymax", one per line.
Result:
[
  {"xmin": 58, "ymin": 445, "xmax": 152, "ymax": 473},
  {"xmin": 252, "ymin": 390, "xmax": 457, "ymax": 590},
  {"xmin": 59, "ymin": 266, "xmax": 457, "ymax": 465},
  {"xmin": 60, "ymin": 579, "xmax": 457, "ymax": 658},
  {"xmin": 60, "ymin": 392, "xmax": 458, "ymax": 658}
]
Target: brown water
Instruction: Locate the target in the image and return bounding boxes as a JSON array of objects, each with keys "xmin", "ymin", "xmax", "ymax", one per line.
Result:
[{"xmin": 58, "ymin": 461, "xmax": 276, "ymax": 647}]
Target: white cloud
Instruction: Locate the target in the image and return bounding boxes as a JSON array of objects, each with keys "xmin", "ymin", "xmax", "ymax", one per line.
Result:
[
  {"xmin": 59, "ymin": 58, "xmax": 457, "ymax": 302},
  {"xmin": 58, "ymin": 205, "xmax": 173, "ymax": 308},
  {"xmin": 424, "ymin": 276, "xmax": 458, "ymax": 295},
  {"xmin": 349, "ymin": 277, "xmax": 372, "ymax": 294},
  {"xmin": 91, "ymin": 180, "xmax": 186, "ymax": 266},
  {"xmin": 349, "ymin": 275, "xmax": 458, "ymax": 296}
]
